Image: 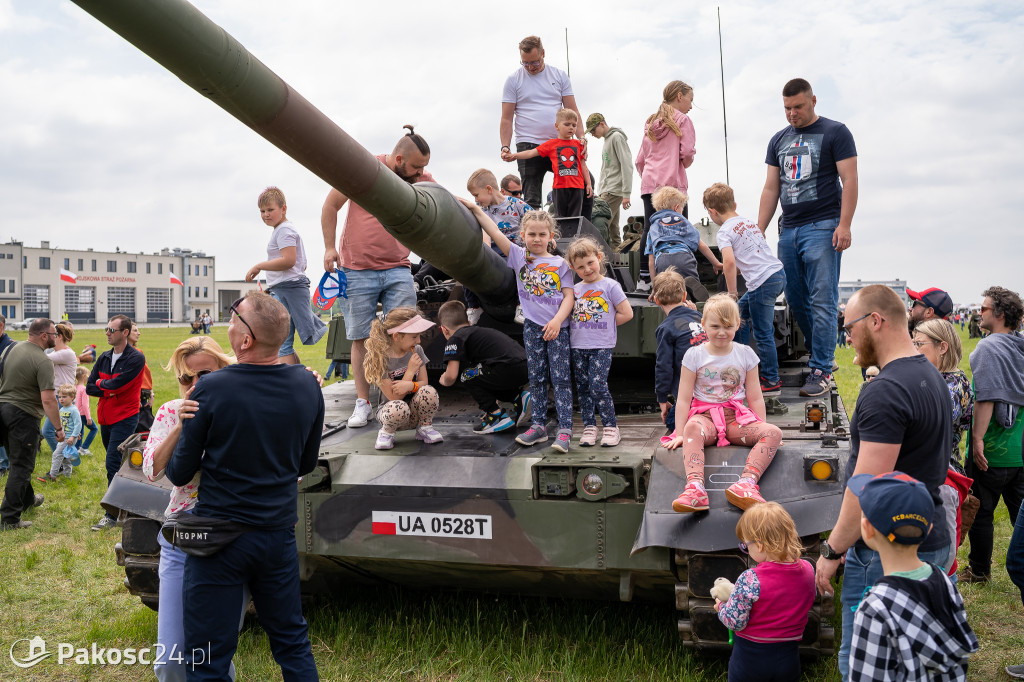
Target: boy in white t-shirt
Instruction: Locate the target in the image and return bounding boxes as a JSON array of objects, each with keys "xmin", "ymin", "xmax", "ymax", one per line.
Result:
[
  {"xmin": 704, "ymin": 183, "xmax": 787, "ymax": 395},
  {"xmin": 246, "ymin": 186, "xmax": 327, "ymax": 364}
]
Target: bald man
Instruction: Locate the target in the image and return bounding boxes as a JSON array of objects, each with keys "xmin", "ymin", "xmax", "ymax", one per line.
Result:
[
  {"xmin": 321, "ymin": 126, "xmax": 435, "ymax": 429},
  {"xmin": 166, "ymin": 291, "xmax": 323, "ymax": 679}
]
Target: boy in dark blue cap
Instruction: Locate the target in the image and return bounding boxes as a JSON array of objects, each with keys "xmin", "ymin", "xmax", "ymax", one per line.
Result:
[{"xmin": 847, "ymin": 471, "xmax": 978, "ymax": 682}]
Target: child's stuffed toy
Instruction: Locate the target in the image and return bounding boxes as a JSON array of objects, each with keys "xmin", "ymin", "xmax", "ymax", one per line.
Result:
[{"xmin": 710, "ymin": 577, "xmax": 734, "ymax": 603}]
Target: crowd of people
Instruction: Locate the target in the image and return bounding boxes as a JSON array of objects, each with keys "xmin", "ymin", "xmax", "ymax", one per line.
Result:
[{"xmin": 1, "ymin": 31, "xmax": 1023, "ymax": 682}]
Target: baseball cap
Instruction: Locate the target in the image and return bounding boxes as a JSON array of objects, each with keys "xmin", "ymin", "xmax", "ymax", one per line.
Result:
[
  {"xmin": 585, "ymin": 113, "xmax": 605, "ymax": 133},
  {"xmin": 906, "ymin": 287, "xmax": 953, "ymax": 318},
  {"xmin": 848, "ymin": 471, "xmax": 934, "ymax": 545}
]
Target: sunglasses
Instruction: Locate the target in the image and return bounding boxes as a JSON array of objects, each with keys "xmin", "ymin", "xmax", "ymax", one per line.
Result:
[
  {"xmin": 842, "ymin": 312, "xmax": 886, "ymax": 335},
  {"xmin": 739, "ymin": 541, "xmax": 755, "ymax": 554},
  {"xmin": 980, "ymin": 305, "xmax": 992, "ymax": 314},
  {"xmin": 230, "ymin": 297, "xmax": 256, "ymax": 342},
  {"xmin": 507, "ymin": 190, "xmax": 523, "ymax": 197},
  {"xmin": 177, "ymin": 369, "xmax": 213, "ymax": 385},
  {"xmin": 104, "ymin": 327, "xmax": 127, "ymax": 334}
]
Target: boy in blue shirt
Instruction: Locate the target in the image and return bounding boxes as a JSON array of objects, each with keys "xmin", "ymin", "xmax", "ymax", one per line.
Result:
[
  {"xmin": 39, "ymin": 384, "xmax": 82, "ymax": 481},
  {"xmin": 645, "ymin": 186, "xmax": 720, "ymax": 302}
]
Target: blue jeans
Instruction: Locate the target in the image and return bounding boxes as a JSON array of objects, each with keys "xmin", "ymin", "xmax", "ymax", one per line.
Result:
[
  {"xmin": 838, "ymin": 543, "xmax": 950, "ymax": 681},
  {"xmin": 1008, "ymin": 502, "xmax": 1024, "ymax": 605},
  {"xmin": 42, "ymin": 416, "xmax": 58, "ymax": 452},
  {"xmin": 156, "ymin": 532, "xmax": 249, "ymax": 681},
  {"xmin": 82, "ymin": 420, "xmax": 99, "ymax": 450},
  {"xmin": 182, "ymin": 529, "xmax": 318, "ymax": 681},
  {"xmin": 735, "ymin": 268, "xmax": 787, "ymax": 384},
  {"xmin": 0, "ymin": 446, "xmax": 7, "ymax": 471},
  {"xmin": 778, "ymin": 218, "xmax": 841, "ymax": 374},
  {"xmin": 100, "ymin": 415, "xmax": 140, "ymax": 509},
  {"xmin": 337, "ymin": 266, "xmax": 416, "ymax": 340}
]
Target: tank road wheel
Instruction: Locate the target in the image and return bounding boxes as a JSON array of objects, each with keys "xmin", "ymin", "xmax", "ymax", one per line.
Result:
[{"xmin": 115, "ymin": 515, "xmax": 163, "ymax": 611}]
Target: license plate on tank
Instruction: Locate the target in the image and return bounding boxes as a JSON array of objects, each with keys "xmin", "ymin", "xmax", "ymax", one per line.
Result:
[{"xmin": 371, "ymin": 511, "xmax": 492, "ymax": 539}]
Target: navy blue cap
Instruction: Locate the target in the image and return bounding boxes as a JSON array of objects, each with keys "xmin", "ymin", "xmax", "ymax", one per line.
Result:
[{"xmin": 848, "ymin": 471, "xmax": 934, "ymax": 545}]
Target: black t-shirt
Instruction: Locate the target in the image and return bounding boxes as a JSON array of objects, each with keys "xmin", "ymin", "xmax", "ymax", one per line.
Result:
[
  {"xmin": 848, "ymin": 355, "xmax": 951, "ymax": 552},
  {"xmin": 443, "ymin": 326, "xmax": 526, "ymax": 368}
]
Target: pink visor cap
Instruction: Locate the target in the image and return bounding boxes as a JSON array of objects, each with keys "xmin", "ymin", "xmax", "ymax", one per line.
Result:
[{"xmin": 388, "ymin": 315, "xmax": 436, "ymax": 335}]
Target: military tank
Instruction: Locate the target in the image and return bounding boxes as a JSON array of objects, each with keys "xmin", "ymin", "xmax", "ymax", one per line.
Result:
[{"xmin": 80, "ymin": 0, "xmax": 851, "ymax": 653}]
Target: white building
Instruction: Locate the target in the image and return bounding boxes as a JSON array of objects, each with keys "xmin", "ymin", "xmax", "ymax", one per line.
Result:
[
  {"xmin": 837, "ymin": 279, "xmax": 909, "ymax": 305},
  {"xmin": 1, "ymin": 240, "xmax": 215, "ymax": 324}
]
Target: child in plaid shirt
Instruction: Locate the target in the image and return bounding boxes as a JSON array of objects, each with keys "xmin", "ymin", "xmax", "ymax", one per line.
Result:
[{"xmin": 848, "ymin": 472, "xmax": 978, "ymax": 682}]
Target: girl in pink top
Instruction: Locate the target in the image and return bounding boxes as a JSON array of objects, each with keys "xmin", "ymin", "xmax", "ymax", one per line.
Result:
[
  {"xmin": 715, "ymin": 503, "xmax": 815, "ymax": 682},
  {"xmin": 635, "ymin": 80, "xmax": 697, "ymax": 285},
  {"xmin": 74, "ymin": 366, "xmax": 99, "ymax": 454},
  {"xmin": 662, "ymin": 294, "xmax": 783, "ymax": 512}
]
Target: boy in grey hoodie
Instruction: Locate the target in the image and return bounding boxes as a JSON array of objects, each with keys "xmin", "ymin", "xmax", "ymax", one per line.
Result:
[{"xmin": 586, "ymin": 113, "xmax": 632, "ymax": 249}]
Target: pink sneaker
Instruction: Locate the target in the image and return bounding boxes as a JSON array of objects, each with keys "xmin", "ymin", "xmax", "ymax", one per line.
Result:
[
  {"xmin": 672, "ymin": 482, "xmax": 709, "ymax": 513},
  {"xmin": 725, "ymin": 480, "xmax": 766, "ymax": 510}
]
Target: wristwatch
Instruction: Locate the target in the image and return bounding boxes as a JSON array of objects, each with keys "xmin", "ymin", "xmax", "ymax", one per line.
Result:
[
  {"xmin": 500, "ymin": 145, "xmax": 510, "ymax": 153},
  {"xmin": 820, "ymin": 539, "xmax": 843, "ymax": 560}
]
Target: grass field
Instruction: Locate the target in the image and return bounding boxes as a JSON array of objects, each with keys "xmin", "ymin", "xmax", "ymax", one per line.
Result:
[{"xmin": 0, "ymin": 325, "xmax": 1020, "ymax": 680}]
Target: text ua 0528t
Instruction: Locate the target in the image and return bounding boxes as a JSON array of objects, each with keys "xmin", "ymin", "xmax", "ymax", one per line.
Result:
[{"xmin": 371, "ymin": 511, "xmax": 493, "ymax": 539}]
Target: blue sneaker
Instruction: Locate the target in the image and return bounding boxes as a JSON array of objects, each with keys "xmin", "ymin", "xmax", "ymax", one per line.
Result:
[
  {"xmin": 512, "ymin": 390, "xmax": 532, "ymax": 427},
  {"xmin": 474, "ymin": 410, "xmax": 515, "ymax": 434},
  {"xmin": 515, "ymin": 424, "xmax": 548, "ymax": 446},
  {"xmin": 799, "ymin": 369, "xmax": 831, "ymax": 397}
]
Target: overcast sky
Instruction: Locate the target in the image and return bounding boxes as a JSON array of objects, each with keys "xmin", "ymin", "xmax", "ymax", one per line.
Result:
[{"xmin": 2, "ymin": 0, "xmax": 1021, "ymax": 305}]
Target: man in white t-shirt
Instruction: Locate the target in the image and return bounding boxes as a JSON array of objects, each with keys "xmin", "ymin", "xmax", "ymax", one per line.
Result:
[{"xmin": 499, "ymin": 35, "xmax": 584, "ymax": 211}]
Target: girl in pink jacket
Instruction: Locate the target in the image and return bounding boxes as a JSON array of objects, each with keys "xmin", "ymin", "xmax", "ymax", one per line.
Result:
[{"xmin": 635, "ymin": 80, "xmax": 697, "ymax": 287}]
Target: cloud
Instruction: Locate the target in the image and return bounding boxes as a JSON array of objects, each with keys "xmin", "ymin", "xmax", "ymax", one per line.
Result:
[{"xmin": 2, "ymin": 0, "xmax": 1022, "ymax": 303}]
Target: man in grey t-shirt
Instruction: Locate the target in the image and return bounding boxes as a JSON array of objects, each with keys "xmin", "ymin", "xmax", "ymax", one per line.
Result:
[
  {"xmin": 499, "ymin": 35, "xmax": 584, "ymax": 211},
  {"xmin": 0, "ymin": 319, "xmax": 61, "ymax": 529}
]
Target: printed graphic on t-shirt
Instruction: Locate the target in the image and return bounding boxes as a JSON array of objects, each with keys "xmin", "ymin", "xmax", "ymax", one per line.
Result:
[
  {"xmin": 696, "ymin": 364, "xmax": 745, "ymax": 401},
  {"xmin": 557, "ymin": 145, "xmax": 580, "ymax": 178},
  {"xmin": 778, "ymin": 133, "xmax": 822, "ymax": 205},
  {"xmin": 571, "ymin": 290, "xmax": 610, "ymax": 324},
  {"xmin": 519, "ymin": 263, "xmax": 564, "ymax": 298}
]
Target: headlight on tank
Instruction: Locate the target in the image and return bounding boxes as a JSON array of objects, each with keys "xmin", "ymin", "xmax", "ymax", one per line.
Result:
[
  {"xmin": 129, "ymin": 448, "xmax": 144, "ymax": 469},
  {"xmin": 803, "ymin": 455, "xmax": 839, "ymax": 482},
  {"xmin": 581, "ymin": 473, "xmax": 604, "ymax": 495},
  {"xmin": 575, "ymin": 468, "xmax": 629, "ymax": 501}
]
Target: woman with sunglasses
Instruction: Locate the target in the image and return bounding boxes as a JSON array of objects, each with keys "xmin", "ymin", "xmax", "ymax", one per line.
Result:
[
  {"xmin": 912, "ymin": 319, "xmax": 973, "ymax": 474},
  {"xmin": 41, "ymin": 322, "xmax": 78, "ymax": 453},
  {"xmin": 141, "ymin": 336, "xmax": 247, "ymax": 682}
]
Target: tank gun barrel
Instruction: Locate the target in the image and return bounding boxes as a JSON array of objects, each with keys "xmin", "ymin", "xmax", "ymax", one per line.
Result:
[{"xmin": 69, "ymin": 0, "xmax": 515, "ymax": 312}]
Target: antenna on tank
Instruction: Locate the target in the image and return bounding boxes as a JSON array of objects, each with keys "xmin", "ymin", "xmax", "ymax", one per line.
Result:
[
  {"xmin": 565, "ymin": 28, "xmax": 570, "ymax": 77},
  {"xmin": 718, "ymin": 7, "xmax": 730, "ymax": 185}
]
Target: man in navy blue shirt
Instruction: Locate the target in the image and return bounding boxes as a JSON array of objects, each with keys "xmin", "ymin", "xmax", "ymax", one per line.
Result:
[
  {"xmin": 758, "ymin": 78, "xmax": 858, "ymax": 398},
  {"xmin": 166, "ymin": 291, "xmax": 324, "ymax": 680}
]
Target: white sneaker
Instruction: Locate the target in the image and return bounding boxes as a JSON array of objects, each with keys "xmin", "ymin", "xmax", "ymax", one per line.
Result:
[
  {"xmin": 635, "ymin": 280, "xmax": 652, "ymax": 294},
  {"xmin": 348, "ymin": 398, "xmax": 373, "ymax": 428},
  {"xmin": 467, "ymin": 307, "xmax": 483, "ymax": 325},
  {"xmin": 374, "ymin": 429, "xmax": 394, "ymax": 450},
  {"xmin": 514, "ymin": 305, "xmax": 525, "ymax": 325}
]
